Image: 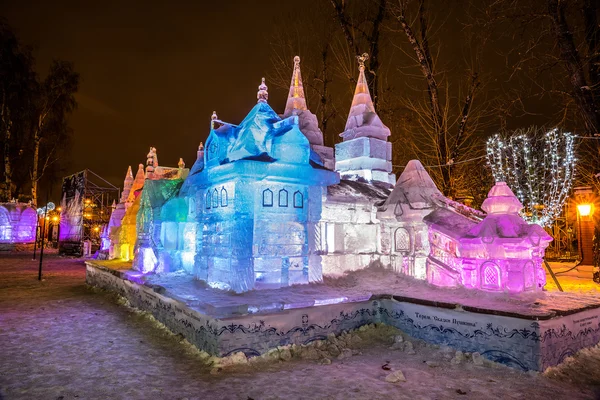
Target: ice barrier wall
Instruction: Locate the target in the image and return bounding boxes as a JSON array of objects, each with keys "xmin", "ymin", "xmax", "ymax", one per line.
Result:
[{"xmin": 87, "ymin": 261, "xmax": 598, "ymax": 372}]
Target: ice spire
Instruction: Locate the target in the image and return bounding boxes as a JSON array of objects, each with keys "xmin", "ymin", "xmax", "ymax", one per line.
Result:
[
  {"xmin": 127, "ymin": 163, "xmax": 146, "ymax": 203},
  {"xmin": 211, "ymin": 111, "xmax": 218, "ymax": 128},
  {"xmin": 342, "ymin": 53, "xmax": 390, "ymax": 140},
  {"xmin": 284, "ymin": 56, "xmax": 307, "ymax": 117},
  {"xmin": 119, "ymin": 166, "xmax": 134, "ymax": 204},
  {"xmin": 178, "ymin": 158, "xmax": 185, "ymax": 169},
  {"xmin": 257, "ymin": 77, "xmax": 268, "ymax": 103},
  {"xmin": 197, "ymin": 141, "xmax": 204, "ymax": 160},
  {"xmin": 145, "ymin": 147, "xmax": 159, "ymax": 178},
  {"xmin": 281, "ymin": 56, "xmax": 325, "ymax": 147}
]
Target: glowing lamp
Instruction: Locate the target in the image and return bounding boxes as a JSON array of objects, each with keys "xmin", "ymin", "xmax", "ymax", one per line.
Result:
[
  {"xmin": 52, "ymin": 216, "xmax": 58, "ymax": 222},
  {"xmin": 577, "ymin": 203, "xmax": 592, "ymax": 217}
]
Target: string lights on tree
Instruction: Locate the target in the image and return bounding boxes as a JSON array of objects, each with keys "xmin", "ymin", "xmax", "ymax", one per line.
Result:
[{"xmin": 486, "ymin": 127, "xmax": 576, "ymax": 227}]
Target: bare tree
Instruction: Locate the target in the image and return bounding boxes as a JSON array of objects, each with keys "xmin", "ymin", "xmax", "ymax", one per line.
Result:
[
  {"xmin": 482, "ymin": 0, "xmax": 600, "ymax": 188},
  {"xmin": 390, "ymin": 0, "xmax": 490, "ymax": 198},
  {"xmin": 30, "ymin": 60, "xmax": 79, "ymax": 205},
  {"xmin": 268, "ymin": 2, "xmax": 341, "ymax": 146},
  {"xmin": 0, "ymin": 20, "xmax": 35, "ymax": 202},
  {"xmin": 329, "ymin": 0, "xmax": 388, "ymax": 108}
]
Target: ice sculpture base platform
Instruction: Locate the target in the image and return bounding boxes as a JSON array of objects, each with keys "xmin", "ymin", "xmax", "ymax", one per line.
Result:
[{"xmin": 85, "ymin": 260, "xmax": 600, "ymax": 371}]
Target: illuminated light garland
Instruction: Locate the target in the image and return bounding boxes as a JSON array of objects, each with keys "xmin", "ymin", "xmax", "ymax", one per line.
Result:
[{"xmin": 486, "ymin": 127, "xmax": 576, "ymax": 227}]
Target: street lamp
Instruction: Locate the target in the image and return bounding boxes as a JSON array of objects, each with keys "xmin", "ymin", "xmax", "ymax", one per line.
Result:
[
  {"xmin": 574, "ymin": 187, "xmax": 595, "ymax": 265},
  {"xmin": 577, "ymin": 203, "xmax": 593, "ymax": 218}
]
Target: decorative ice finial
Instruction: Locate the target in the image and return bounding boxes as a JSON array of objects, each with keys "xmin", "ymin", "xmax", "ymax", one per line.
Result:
[
  {"xmin": 197, "ymin": 141, "xmax": 204, "ymax": 161},
  {"xmin": 257, "ymin": 77, "xmax": 268, "ymax": 103},
  {"xmin": 146, "ymin": 147, "xmax": 158, "ymax": 174},
  {"xmin": 211, "ymin": 111, "xmax": 218, "ymax": 121},
  {"xmin": 146, "ymin": 147, "xmax": 153, "ymax": 164},
  {"xmin": 357, "ymin": 53, "xmax": 369, "ymax": 70},
  {"xmin": 284, "ymin": 56, "xmax": 308, "ymax": 117},
  {"xmin": 178, "ymin": 158, "xmax": 185, "ymax": 169},
  {"xmin": 146, "ymin": 147, "xmax": 154, "ymax": 171}
]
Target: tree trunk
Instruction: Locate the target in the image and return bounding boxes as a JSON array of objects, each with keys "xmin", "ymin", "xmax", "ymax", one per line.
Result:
[
  {"xmin": 396, "ymin": 0, "xmax": 451, "ymax": 195},
  {"xmin": 1, "ymin": 94, "xmax": 12, "ymax": 201},
  {"xmin": 320, "ymin": 42, "xmax": 331, "ymax": 146},
  {"xmin": 583, "ymin": 0, "xmax": 600, "ymax": 100},
  {"xmin": 31, "ymin": 118, "xmax": 41, "ymax": 206},
  {"xmin": 367, "ymin": 0, "xmax": 387, "ymax": 108},
  {"xmin": 549, "ymin": 0, "xmax": 600, "ymax": 135}
]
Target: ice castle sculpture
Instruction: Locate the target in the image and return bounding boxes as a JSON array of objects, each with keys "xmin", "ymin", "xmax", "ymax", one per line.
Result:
[
  {"xmin": 105, "ymin": 149, "xmax": 189, "ymax": 266},
  {"xmin": 424, "ymin": 182, "xmax": 552, "ymax": 292},
  {"xmin": 104, "ymin": 55, "xmax": 550, "ymax": 294},
  {"xmin": 0, "ymin": 202, "xmax": 37, "ymax": 244}
]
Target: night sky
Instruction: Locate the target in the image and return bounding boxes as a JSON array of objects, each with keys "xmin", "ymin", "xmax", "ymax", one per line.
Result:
[
  {"xmin": 3, "ymin": 0, "xmax": 294, "ymax": 191},
  {"xmin": 3, "ymin": 0, "xmax": 566, "ymax": 201}
]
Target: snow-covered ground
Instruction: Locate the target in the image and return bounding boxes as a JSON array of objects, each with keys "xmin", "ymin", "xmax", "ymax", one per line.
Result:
[{"xmin": 1, "ymin": 252, "xmax": 599, "ymax": 399}]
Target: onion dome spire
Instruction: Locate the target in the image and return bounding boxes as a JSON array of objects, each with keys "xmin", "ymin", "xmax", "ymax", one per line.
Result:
[{"xmin": 257, "ymin": 77, "xmax": 268, "ymax": 103}]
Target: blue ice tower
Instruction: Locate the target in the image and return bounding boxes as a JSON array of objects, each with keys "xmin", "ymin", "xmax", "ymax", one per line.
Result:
[
  {"xmin": 335, "ymin": 54, "xmax": 396, "ymax": 186},
  {"xmin": 188, "ymin": 78, "xmax": 338, "ymax": 293}
]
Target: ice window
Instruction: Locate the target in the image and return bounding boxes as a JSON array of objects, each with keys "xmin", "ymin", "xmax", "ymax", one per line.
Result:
[
  {"xmin": 279, "ymin": 189, "xmax": 288, "ymax": 207},
  {"xmin": 293, "ymin": 191, "xmax": 303, "ymax": 208},
  {"xmin": 207, "ymin": 139, "xmax": 218, "ymax": 160},
  {"xmin": 221, "ymin": 187, "xmax": 228, "ymax": 207},
  {"xmin": 212, "ymin": 188, "xmax": 219, "ymax": 208},
  {"xmin": 394, "ymin": 228, "xmax": 410, "ymax": 253},
  {"xmin": 206, "ymin": 191, "xmax": 211, "ymax": 209},
  {"xmin": 263, "ymin": 189, "xmax": 273, "ymax": 207},
  {"xmin": 188, "ymin": 197, "xmax": 195, "ymax": 216},
  {"xmin": 481, "ymin": 262, "xmax": 501, "ymax": 290}
]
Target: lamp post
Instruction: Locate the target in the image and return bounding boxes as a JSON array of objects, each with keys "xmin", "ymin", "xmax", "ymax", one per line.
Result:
[{"xmin": 574, "ymin": 187, "xmax": 595, "ymax": 265}]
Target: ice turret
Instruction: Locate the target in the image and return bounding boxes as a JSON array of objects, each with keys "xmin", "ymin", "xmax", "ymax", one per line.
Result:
[
  {"xmin": 127, "ymin": 164, "xmax": 146, "ymax": 204},
  {"xmin": 282, "ymin": 56, "xmax": 333, "ymax": 168},
  {"xmin": 380, "ymin": 160, "xmax": 441, "ymax": 218},
  {"xmin": 146, "ymin": 147, "xmax": 158, "ymax": 177},
  {"xmin": 335, "ymin": 53, "xmax": 395, "ymax": 186},
  {"xmin": 284, "ymin": 56, "xmax": 308, "ymax": 117},
  {"xmin": 377, "ymin": 160, "xmax": 441, "ymax": 279},
  {"xmin": 342, "ymin": 54, "xmax": 390, "ymax": 140},
  {"xmin": 119, "ymin": 166, "xmax": 134, "ymax": 204}
]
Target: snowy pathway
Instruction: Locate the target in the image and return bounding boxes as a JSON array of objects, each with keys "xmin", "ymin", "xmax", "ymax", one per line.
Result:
[{"xmin": 0, "ymin": 252, "xmax": 597, "ymax": 399}]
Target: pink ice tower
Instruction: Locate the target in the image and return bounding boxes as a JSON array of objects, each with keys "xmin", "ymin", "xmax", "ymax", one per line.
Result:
[{"xmin": 425, "ymin": 182, "xmax": 552, "ymax": 293}]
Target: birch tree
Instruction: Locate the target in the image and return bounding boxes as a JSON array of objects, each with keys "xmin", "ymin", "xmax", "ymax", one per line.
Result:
[{"xmin": 30, "ymin": 60, "xmax": 79, "ymax": 205}]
